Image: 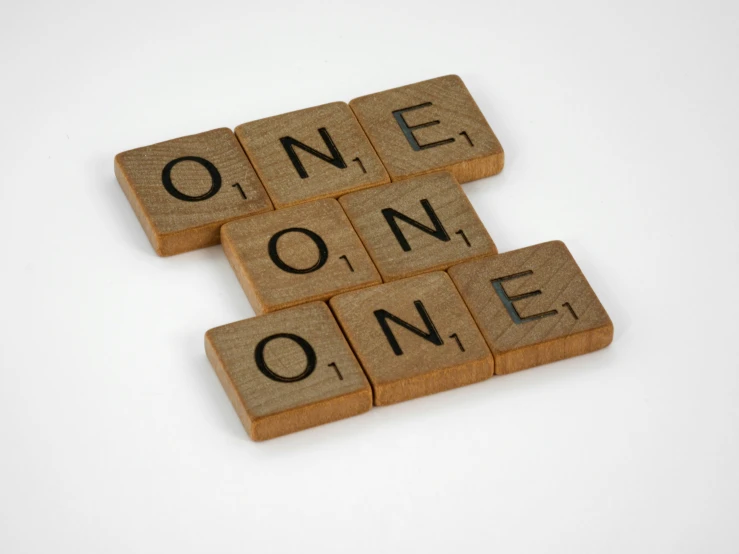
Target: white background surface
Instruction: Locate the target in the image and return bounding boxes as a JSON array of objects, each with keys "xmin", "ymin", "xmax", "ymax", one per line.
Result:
[{"xmin": 1, "ymin": 1, "xmax": 738, "ymax": 552}]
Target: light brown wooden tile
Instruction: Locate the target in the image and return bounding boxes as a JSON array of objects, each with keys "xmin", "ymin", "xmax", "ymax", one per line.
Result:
[
  {"xmin": 115, "ymin": 128, "xmax": 273, "ymax": 256},
  {"xmin": 330, "ymin": 272, "xmax": 493, "ymax": 406},
  {"xmin": 234, "ymin": 102, "xmax": 390, "ymax": 208},
  {"xmin": 205, "ymin": 302, "xmax": 372, "ymax": 441},
  {"xmin": 340, "ymin": 171, "xmax": 496, "ymax": 282},
  {"xmin": 448, "ymin": 241, "xmax": 613, "ymax": 375},
  {"xmin": 349, "ymin": 75, "xmax": 504, "ymax": 183},
  {"xmin": 221, "ymin": 198, "xmax": 381, "ymax": 315}
]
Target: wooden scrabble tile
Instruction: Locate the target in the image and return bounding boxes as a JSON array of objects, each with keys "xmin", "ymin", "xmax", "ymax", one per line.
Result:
[
  {"xmin": 339, "ymin": 171, "xmax": 496, "ymax": 282},
  {"xmin": 234, "ymin": 102, "xmax": 390, "ymax": 208},
  {"xmin": 115, "ymin": 128, "xmax": 273, "ymax": 256},
  {"xmin": 330, "ymin": 272, "xmax": 493, "ymax": 406},
  {"xmin": 349, "ymin": 75, "xmax": 504, "ymax": 183},
  {"xmin": 221, "ymin": 198, "xmax": 381, "ymax": 314},
  {"xmin": 205, "ymin": 302, "xmax": 372, "ymax": 441},
  {"xmin": 448, "ymin": 241, "xmax": 613, "ymax": 375}
]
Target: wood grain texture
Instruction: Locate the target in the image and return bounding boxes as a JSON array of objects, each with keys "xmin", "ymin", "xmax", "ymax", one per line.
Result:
[
  {"xmin": 221, "ymin": 198, "xmax": 381, "ymax": 314},
  {"xmin": 205, "ymin": 302, "xmax": 372, "ymax": 441},
  {"xmin": 339, "ymin": 171, "xmax": 496, "ymax": 281},
  {"xmin": 349, "ymin": 75, "xmax": 504, "ymax": 183},
  {"xmin": 448, "ymin": 241, "xmax": 613, "ymax": 375},
  {"xmin": 330, "ymin": 272, "xmax": 493, "ymax": 406},
  {"xmin": 114, "ymin": 128, "xmax": 273, "ymax": 256},
  {"xmin": 235, "ymin": 102, "xmax": 389, "ymax": 208}
]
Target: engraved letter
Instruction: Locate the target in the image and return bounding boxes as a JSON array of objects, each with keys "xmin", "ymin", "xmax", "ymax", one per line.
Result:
[
  {"xmin": 162, "ymin": 156, "xmax": 221, "ymax": 201},
  {"xmin": 268, "ymin": 227, "xmax": 329, "ymax": 274},
  {"xmin": 491, "ymin": 271, "xmax": 558, "ymax": 324},
  {"xmin": 254, "ymin": 333, "xmax": 317, "ymax": 383},
  {"xmin": 280, "ymin": 127, "xmax": 347, "ymax": 179},
  {"xmin": 392, "ymin": 103, "xmax": 455, "ymax": 151},
  {"xmin": 374, "ymin": 300, "xmax": 444, "ymax": 356},
  {"xmin": 381, "ymin": 199, "xmax": 450, "ymax": 252}
]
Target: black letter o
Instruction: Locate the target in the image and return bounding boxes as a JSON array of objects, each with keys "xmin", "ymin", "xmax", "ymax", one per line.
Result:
[
  {"xmin": 254, "ymin": 333, "xmax": 317, "ymax": 383},
  {"xmin": 162, "ymin": 156, "xmax": 222, "ymax": 202},
  {"xmin": 268, "ymin": 227, "xmax": 329, "ymax": 274}
]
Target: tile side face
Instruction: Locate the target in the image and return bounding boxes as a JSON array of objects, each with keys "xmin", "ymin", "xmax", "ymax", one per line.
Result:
[
  {"xmin": 350, "ymin": 75, "xmax": 504, "ymax": 183},
  {"xmin": 448, "ymin": 241, "xmax": 613, "ymax": 374},
  {"xmin": 330, "ymin": 272, "xmax": 494, "ymax": 405},
  {"xmin": 235, "ymin": 102, "xmax": 389, "ymax": 208},
  {"xmin": 205, "ymin": 302, "xmax": 372, "ymax": 440},
  {"xmin": 114, "ymin": 128, "xmax": 273, "ymax": 256},
  {"xmin": 221, "ymin": 199, "xmax": 381, "ymax": 314},
  {"xmin": 340, "ymin": 172, "xmax": 496, "ymax": 281}
]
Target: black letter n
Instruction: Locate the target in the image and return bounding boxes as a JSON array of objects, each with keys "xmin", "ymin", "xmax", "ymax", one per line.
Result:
[
  {"xmin": 382, "ymin": 199, "xmax": 451, "ymax": 252},
  {"xmin": 374, "ymin": 300, "xmax": 444, "ymax": 356},
  {"xmin": 279, "ymin": 127, "xmax": 347, "ymax": 179}
]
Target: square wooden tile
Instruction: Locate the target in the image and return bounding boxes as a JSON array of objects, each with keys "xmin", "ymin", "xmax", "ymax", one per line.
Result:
[
  {"xmin": 221, "ymin": 198, "xmax": 381, "ymax": 314},
  {"xmin": 339, "ymin": 171, "xmax": 496, "ymax": 281},
  {"xmin": 330, "ymin": 272, "xmax": 493, "ymax": 406},
  {"xmin": 448, "ymin": 241, "xmax": 613, "ymax": 375},
  {"xmin": 234, "ymin": 102, "xmax": 390, "ymax": 208},
  {"xmin": 349, "ymin": 75, "xmax": 504, "ymax": 183},
  {"xmin": 114, "ymin": 128, "xmax": 273, "ymax": 256},
  {"xmin": 205, "ymin": 302, "xmax": 372, "ymax": 441}
]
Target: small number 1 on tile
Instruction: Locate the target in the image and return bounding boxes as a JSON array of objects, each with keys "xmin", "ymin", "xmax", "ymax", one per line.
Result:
[
  {"xmin": 328, "ymin": 362, "xmax": 343, "ymax": 380},
  {"xmin": 449, "ymin": 333, "xmax": 465, "ymax": 352},
  {"xmin": 455, "ymin": 229, "xmax": 471, "ymax": 247},
  {"xmin": 339, "ymin": 255, "xmax": 354, "ymax": 272},
  {"xmin": 352, "ymin": 157, "xmax": 366, "ymax": 173},
  {"xmin": 562, "ymin": 302, "xmax": 579, "ymax": 320},
  {"xmin": 232, "ymin": 182, "xmax": 247, "ymax": 199}
]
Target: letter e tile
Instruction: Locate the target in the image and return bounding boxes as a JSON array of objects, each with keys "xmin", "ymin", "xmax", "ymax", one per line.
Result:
[
  {"xmin": 350, "ymin": 75, "xmax": 504, "ymax": 183},
  {"xmin": 448, "ymin": 241, "xmax": 613, "ymax": 374}
]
